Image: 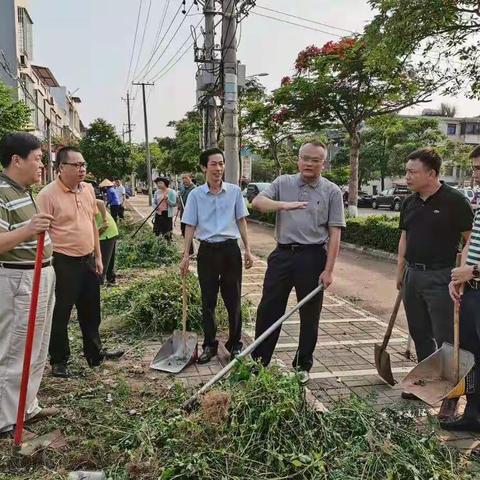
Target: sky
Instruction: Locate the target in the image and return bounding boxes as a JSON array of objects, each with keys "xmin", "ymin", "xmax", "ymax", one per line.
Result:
[{"xmin": 29, "ymin": 0, "xmax": 480, "ymax": 142}]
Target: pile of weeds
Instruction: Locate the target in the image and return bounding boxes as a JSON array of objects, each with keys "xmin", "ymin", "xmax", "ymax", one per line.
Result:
[
  {"xmin": 102, "ymin": 270, "xmax": 250, "ymax": 337},
  {"xmin": 2, "ymin": 363, "xmax": 478, "ymax": 480}
]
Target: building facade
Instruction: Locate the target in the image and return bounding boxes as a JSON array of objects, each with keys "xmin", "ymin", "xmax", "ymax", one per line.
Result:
[{"xmin": 0, "ymin": 0, "xmax": 82, "ymax": 142}]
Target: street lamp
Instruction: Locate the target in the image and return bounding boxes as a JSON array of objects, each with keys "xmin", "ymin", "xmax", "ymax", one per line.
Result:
[{"xmin": 246, "ymin": 72, "xmax": 269, "ymax": 79}]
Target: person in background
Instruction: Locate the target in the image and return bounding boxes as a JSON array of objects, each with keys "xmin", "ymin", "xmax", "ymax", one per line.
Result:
[
  {"xmin": 95, "ymin": 199, "xmax": 118, "ymax": 286},
  {"xmin": 178, "ymin": 173, "xmax": 196, "ymax": 255},
  {"xmin": 114, "ymin": 179, "xmax": 126, "ymax": 220},
  {"xmin": 153, "ymin": 177, "xmax": 177, "ymax": 241},
  {"xmin": 37, "ymin": 147, "xmax": 124, "ymax": 378},
  {"xmin": 0, "ymin": 132, "xmax": 57, "ymax": 434},
  {"xmin": 104, "ymin": 180, "xmax": 122, "ymax": 223}
]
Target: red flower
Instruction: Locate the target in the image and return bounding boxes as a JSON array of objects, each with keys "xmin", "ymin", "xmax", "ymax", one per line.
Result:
[
  {"xmin": 281, "ymin": 76, "xmax": 292, "ymax": 86},
  {"xmin": 295, "ymin": 45, "xmax": 322, "ymax": 72},
  {"xmin": 272, "ymin": 107, "xmax": 290, "ymax": 125}
]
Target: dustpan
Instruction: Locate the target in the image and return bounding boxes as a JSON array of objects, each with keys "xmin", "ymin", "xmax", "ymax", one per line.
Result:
[
  {"xmin": 401, "ymin": 300, "xmax": 475, "ymax": 406},
  {"xmin": 150, "ymin": 277, "xmax": 198, "ymax": 373}
]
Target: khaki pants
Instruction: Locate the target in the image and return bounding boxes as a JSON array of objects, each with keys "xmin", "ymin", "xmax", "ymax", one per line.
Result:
[{"xmin": 0, "ymin": 266, "xmax": 55, "ymax": 432}]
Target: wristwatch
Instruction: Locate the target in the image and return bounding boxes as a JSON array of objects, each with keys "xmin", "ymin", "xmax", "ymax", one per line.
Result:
[{"xmin": 473, "ymin": 264, "xmax": 480, "ymax": 280}]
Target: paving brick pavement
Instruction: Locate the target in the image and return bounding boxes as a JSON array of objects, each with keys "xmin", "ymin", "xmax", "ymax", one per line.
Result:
[{"xmin": 126, "ymin": 194, "xmax": 480, "ymax": 452}]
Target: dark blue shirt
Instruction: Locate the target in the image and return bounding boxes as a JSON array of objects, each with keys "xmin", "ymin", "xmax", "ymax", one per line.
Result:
[{"xmin": 106, "ymin": 186, "xmax": 121, "ymax": 206}]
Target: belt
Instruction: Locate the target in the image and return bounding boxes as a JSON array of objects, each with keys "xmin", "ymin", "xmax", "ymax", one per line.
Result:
[
  {"xmin": 53, "ymin": 252, "xmax": 94, "ymax": 262},
  {"xmin": 199, "ymin": 239, "xmax": 237, "ymax": 248},
  {"xmin": 467, "ymin": 280, "xmax": 480, "ymax": 290},
  {"xmin": 407, "ymin": 262, "xmax": 453, "ymax": 271},
  {"xmin": 0, "ymin": 260, "xmax": 53, "ymax": 270},
  {"xmin": 278, "ymin": 243, "xmax": 325, "ymax": 252}
]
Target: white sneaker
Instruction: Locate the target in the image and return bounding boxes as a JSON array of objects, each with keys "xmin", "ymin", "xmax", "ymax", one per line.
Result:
[{"xmin": 297, "ymin": 370, "xmax": 310, "ymax": 385}]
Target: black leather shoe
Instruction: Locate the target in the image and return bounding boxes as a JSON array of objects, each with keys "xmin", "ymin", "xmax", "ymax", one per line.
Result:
[
  {"xmin": 51, "ymin": 363, "xmax": 69, "ymax": 378},
  {"xmin": 100, "ymin": 349, "xmax": 125, "ymax": 360},
  {"xmin": 440, "ymin": 415, "xmax": 480, "ymax": 432},
  {"xmin": 401, "ymin": 391, "xmax": 420, "ymax": 400},
  {"xmin": 198, "ymin": 346, "xmax": 217, "ymax": 364},
  {"xmin": 230, "ymin": 348, "xmax": 242, "ymax": 361}
]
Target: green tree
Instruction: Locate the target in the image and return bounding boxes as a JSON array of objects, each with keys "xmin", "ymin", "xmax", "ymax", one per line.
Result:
[
  {"xmin": 79, "ymin": 118, "xmax": 130, "ymax": 180},
  {"xmin": 0, "ymin": 81, "xmax": 30, "ymax": 137},
  {"xmin": 367, "ymin": 0, "xmax": 480, "ymax": 97},
  {"xmin": 275, "ymin": 37, "xmax": 446, "ymax": 216}
]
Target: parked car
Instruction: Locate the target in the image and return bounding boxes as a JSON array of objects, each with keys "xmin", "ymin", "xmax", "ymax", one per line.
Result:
[
  {"xmin": 246, "ymin": 182, "xmax": 271, "ymax": 203},
  {"xmin": 372, "ymin": 186, "xmax": 411, "ymax": 211},
  {"xmin": 456, "ymin": 187, "xmax": 478, "ymax": 210},
  {"xmin": 343, "ymin": 190, "xmax": 374, "ymax": 208}
]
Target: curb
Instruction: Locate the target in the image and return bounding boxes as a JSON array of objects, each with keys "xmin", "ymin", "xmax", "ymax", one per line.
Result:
[{"xmin": 247, "ymin": 218, "xmax": 397, "ymax": 263}]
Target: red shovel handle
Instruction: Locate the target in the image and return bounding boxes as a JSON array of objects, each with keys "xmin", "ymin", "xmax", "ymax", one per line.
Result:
[{"xmin": 14, "ymin": 232, "xmax": 45, "ymax": 446}]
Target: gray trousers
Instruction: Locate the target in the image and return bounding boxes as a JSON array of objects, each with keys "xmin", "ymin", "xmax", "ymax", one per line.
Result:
[{"xmin": 403, "ymin": 266, "xmax": 453, "ymax": 362}]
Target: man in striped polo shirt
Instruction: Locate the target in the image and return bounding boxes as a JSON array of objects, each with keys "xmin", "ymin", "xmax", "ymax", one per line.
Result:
[
  {"xmin": 0, "ymin": 132, "xmax": 57, "ymax": 434},
  {"xmin": 444, "ymin": 146, "xmax": 480, "ymax": 432}
]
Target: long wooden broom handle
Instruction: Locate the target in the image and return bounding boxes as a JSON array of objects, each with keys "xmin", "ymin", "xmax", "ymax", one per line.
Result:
[
  {"xmin": 182, "ymin": 276, "xmax": 188, "ymax": 336},
  {"xmin": 381, "ymin": 290, "xmax": 403, "ymax": 350}
]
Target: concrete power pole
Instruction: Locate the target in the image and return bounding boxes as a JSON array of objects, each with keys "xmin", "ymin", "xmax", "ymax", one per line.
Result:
[
  {"xmin": 222, "ymin": 0, "xmax": 239, "ymax": 184},
  {"xmin": 132, "ymin": 81, "xmax": 154, "ymax": 205},
  {"xmin": 122, "ymin": 92, "xmax": 133, "ymax": 144},
  {"xmin": 204, "ymin": 0, "xmax": 217, "ymax": 149}
]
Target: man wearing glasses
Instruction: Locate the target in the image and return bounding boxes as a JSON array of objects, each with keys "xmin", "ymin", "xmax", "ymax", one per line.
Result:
[
  {"xmin": 251, "ymin": 141, "xmax": 345, "ymax": 384},
  {"xmin": 37, "ymin": 147, "xmax": 123, "ymax": 378}
]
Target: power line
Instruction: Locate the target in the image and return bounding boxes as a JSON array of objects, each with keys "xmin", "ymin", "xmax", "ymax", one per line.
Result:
[
  {"xmin": 131, "ymin": 0, "xmax": 153, "ymax": 83},
  {"xmin": 152, "ymin": 39, "xmax": 195, "ymax": 82},
  {"xmin": 149, "ymin": 18, "xmax": 202, "ymax": 82},
  {"xmin": 251, "ymin": 11, "xmax": 343, "ymax": 38},
  {"xmin": 135, "ymin": 1, "xmax": 185, "ymax": 82},
  {"xmin": 124, "ymin": 0, "xmax": 144, "ymax": 90},
  {"xmin": 142, "ymin": 2, "xmax": 195, "ymax": 81},
  {"xmin": 255, "ymin": 4, "xmax": 355, "ymax": 34}
]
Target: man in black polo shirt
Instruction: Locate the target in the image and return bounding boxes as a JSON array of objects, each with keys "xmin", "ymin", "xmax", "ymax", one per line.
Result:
[{"xmin": 397, "ymin": 148, "xmax": 472, "ymax": 408}]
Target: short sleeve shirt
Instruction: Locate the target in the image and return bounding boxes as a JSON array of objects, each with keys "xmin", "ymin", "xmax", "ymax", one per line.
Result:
[
  {"xmin": 182, "ymin": 182, "xmax": 248, "ymax": 242},
  {"xmin": 37, "ymin": 178, "xmax": 98, "ymax": 257},
  {"xmin": 260, "ymin": 173, "xmax": 346, "ymax": 244},
  {"xmin": 0, "ymin": 173, "xmax": 53, "ymax": 264},
  {"xmin": 399, "ymin": 183, "xmax": 473, "ymax": 265}
]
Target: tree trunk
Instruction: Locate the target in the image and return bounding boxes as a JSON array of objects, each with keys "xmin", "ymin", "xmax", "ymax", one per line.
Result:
[
  {"xmin": 381, "ymin": 174, "xmax": 385, "ymax": 191},
  {"xmin": 271, "ymin": 141, "xmax": 282, "ymax": 177},
  {"xmin": 348, "ymin": 131, "xmax": 360, "ymax": 217}
]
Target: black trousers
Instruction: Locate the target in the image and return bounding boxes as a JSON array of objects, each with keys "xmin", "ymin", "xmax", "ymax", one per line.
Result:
[
  {"xmin": 197, "ymin": 240, "xmax": 242, "ymax": 351},
  {"xmin": 252, "ymin": 245, "xmax": 327, "ymax": 371},
  {"xmin": 403, "ymin": 267, "xmax": 453, "ymax": 362},
  {"xmin": 50, "ymin": 252, "xmax": 103, "ymax": 365},
  {"xmin": 153, "ymin": 212, "xmax": 172, "ymax": 241},
  {"xmin": 100, "ymin": 237, "xmax": 117, "ymax": 284},
  {"xmin": 110, "ymin": 205, "xmax": 122, "ymax": 223}
]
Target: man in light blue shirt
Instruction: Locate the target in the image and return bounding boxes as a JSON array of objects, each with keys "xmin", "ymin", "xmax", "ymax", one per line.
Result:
[{"xmin": 181, "ymin": 148, "xmax": 254, "ymax": 364}]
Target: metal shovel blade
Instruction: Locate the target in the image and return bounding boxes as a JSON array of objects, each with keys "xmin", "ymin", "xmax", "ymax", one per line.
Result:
[
  {"xmin": 401, "ymin": 342, "xmax": 475, "ymax": 406},
  {"xmin": 374, "ymin": 343, "xmax": 395, "ymax": 386},
  {"xmin": 150, "ymin": 330, "xmax": 198, "ymax": 373}
]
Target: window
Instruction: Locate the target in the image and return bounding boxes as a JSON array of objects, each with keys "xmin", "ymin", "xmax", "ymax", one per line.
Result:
[
  {"xmin": 447, "ymin": 123, "xmax": 457, "ymax": 135},
  {"xmin": 444, "ymin": 165, "xmax": 454, "ymax": 176},
  {"xmin": 466, "ymin": 123, "xmax": 480, "ymax": 135},
  {"xmin": 20, "ymin": 73, "xmax": 35, "ymax": 126},
  {"xmin": 17, "ymin": 8, "xmax": 33, "ymax": 60}
]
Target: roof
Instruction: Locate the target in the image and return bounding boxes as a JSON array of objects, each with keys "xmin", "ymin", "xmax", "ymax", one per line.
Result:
[{"xmin": 31, "ymin": 65, "xmax": 60, "ymax": 87}]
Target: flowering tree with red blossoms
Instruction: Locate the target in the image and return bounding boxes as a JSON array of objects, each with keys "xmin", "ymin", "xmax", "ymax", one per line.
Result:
[{"xmin": 274, "ymin": 36, "xmax": 447, "ymax": 215}]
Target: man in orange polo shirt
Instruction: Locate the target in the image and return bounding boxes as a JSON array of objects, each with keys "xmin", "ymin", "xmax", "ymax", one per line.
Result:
[{"xmin": 37, "ymin": 146, "xmax": 123, "ymax": 378}]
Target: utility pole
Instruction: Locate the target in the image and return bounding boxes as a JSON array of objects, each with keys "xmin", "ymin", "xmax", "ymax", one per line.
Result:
[
  {"xmin": 45, "ymin": 118, "xmax": 53, "ymax": 182},
  {"xmin": 132, "ymin": 81, "xmax": 154, "ymax": 205},
  {"xmin": 221, "ymin": 0, "xmax": 239, "ymax": 184},
  {"xmin": 122, "ymin": 92, "xmax": 133, "ymax": 144},
  {"xmin": 204, "ymin": 0, "xmax": 217, "ymax": 149}
]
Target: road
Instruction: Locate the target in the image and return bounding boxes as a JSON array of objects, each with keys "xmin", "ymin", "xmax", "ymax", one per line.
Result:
[{"xmin": 357, "ymin": 207, "xmax": 399, "ymax": 217}]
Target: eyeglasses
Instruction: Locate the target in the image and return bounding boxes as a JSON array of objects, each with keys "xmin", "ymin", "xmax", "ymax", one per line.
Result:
[
  {"xmin": 300, "ymin": 155, "xmax": 323, "ymax": 164},
  {"xmin": 63, "ymin": 162, "xmax": 87, "ymax": 170}
]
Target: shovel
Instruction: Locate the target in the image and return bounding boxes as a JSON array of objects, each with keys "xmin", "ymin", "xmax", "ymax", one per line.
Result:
[
  {"xmin": 400, "ymin": 297, "xmax": 475, "ymax": 406},
  {"xmin": 183, "ymin": 284, "xmax": 324, "ymax": 411},
  {"xmin": 375, "ymin": 290, "xmax": 403, "ymax": 386},
  {"xmin": 150, "ymin": 276, "xmax": 198, "ymax": 373}
]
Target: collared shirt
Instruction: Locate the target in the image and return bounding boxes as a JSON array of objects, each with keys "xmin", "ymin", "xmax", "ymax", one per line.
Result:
[
  {"xmin": 115, "ymin": 185, "xmax": 126, "ymax": 204},
  {"xmin": 182, "ymin": 181, "xmax": 248, "ymax": 242},
  {"xmin": 106, "ymin": 187, "xmax": 121, "ymax": 206},
  {"xmin": 37, "ymin": 177, "xmax": 98, "ymax": 257},
  {"xmin": 0, "ymin": 173, "xmax": 53, "ymax": 264},
  {"xmin": 179, "ymin": 183, "xmax": 195, "ymax": 213},
  {"xmin": 399, "ymin": 183, "xmax": 473, "ymax": 265},
  {"xmin": 153, "ymin": 188, "xmax": 177, "ymax": 218},
  {"xmin": 467, "ymin": 208, "xmax": 480, "ymax": 266},
  {"xmin": 260, "ymin": 173, "xmax": 345, "ymax": 245}
]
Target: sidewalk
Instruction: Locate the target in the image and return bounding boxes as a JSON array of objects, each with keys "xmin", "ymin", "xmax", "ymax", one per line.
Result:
[{"xmin": 126, "ymin": 195, "xmax": 479, "ymax": 451}]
